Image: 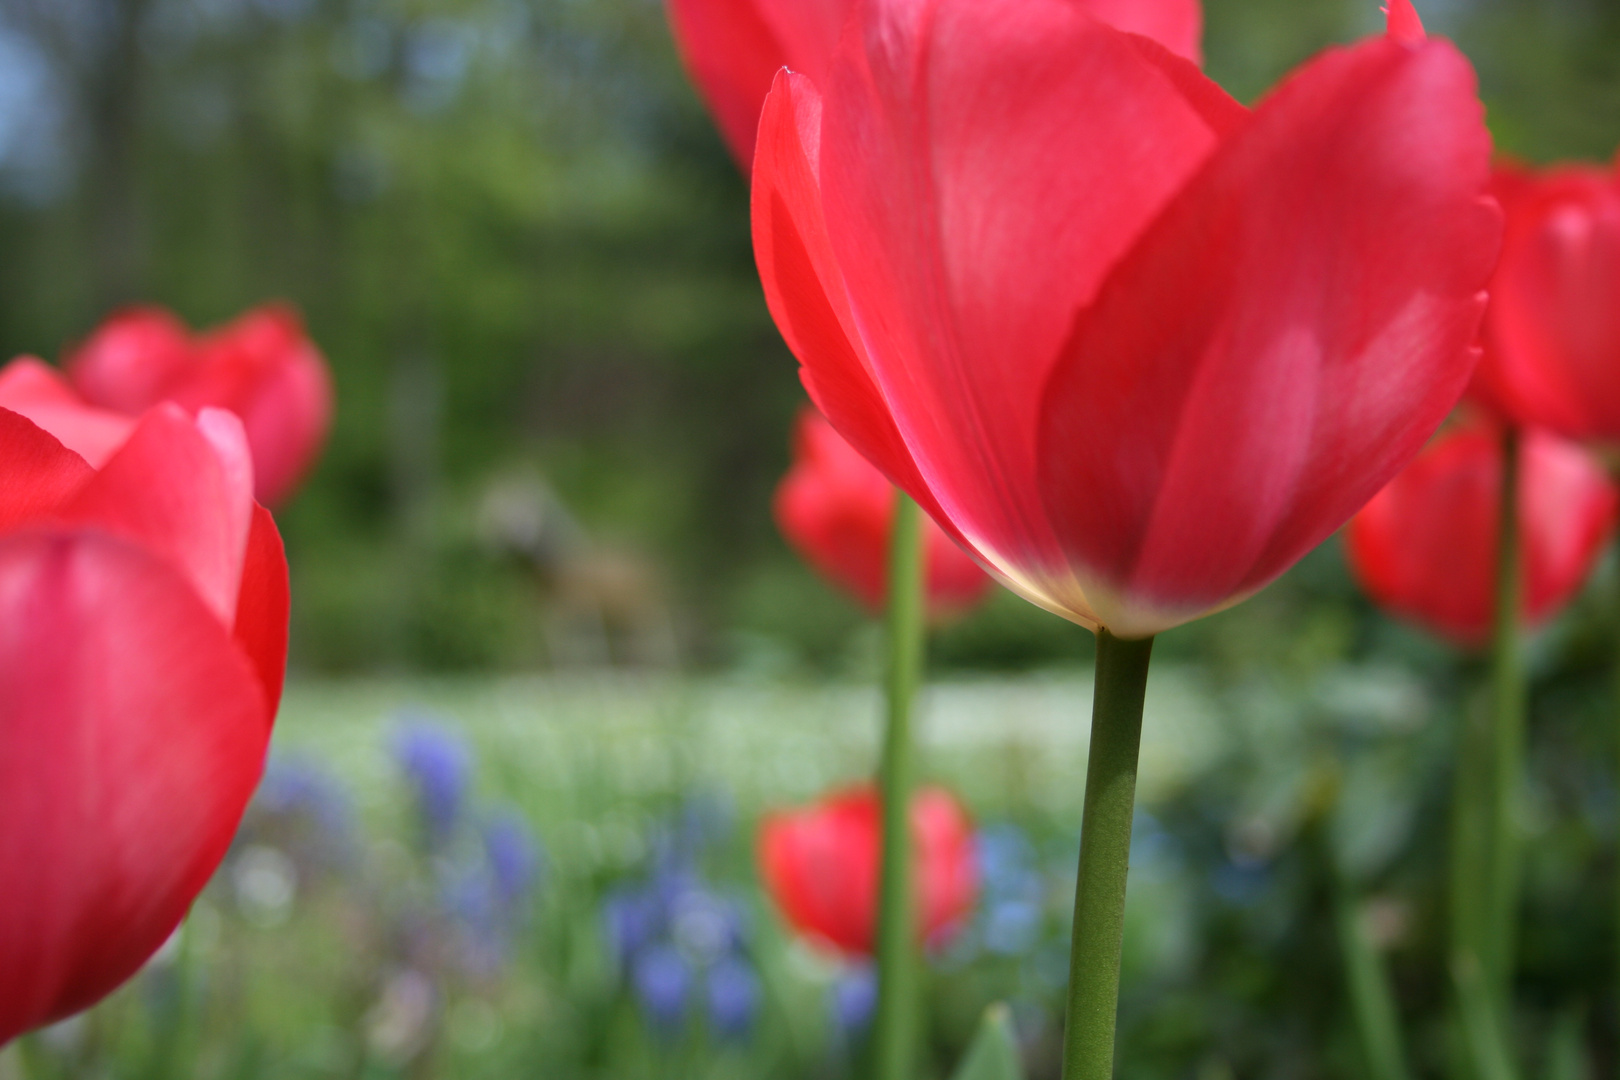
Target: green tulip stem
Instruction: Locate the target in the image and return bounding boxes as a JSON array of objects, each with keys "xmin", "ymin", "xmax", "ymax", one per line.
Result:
[
  {"xmin": 873, "ymin": 491, "xmax": 926, "ymax": 1080},
  {"xmin": 1613, "ymin": 525, "xmax": 1620, "ymax": 1037},
  {"xmin": 1060, "ymin": 628, "xmax": 1155, "ymax": 1080},
  {"xmin": 1486, "ymin": 425, "xmax": 1525, "ymax": 1010}
]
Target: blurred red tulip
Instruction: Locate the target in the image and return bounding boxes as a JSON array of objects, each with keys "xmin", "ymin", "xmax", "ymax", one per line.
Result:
[
  {"xmin": 775, "ymin": 408, "xmax": 992, "ymax": 619},
  {"xmin": 665, "ymin": 0, "xmax": 1201, "ymax": 168},
  {"xmin": 1346, "ymin": 419, "xmax": 1617, "ymax": 646},
  {"xmin": 751, "ymin": 0, "xmax": 1499, "ymax": 638},
  {"xmin": 758, "ymin": 785, "xmax": 977, "ymax": 957},
  {"xmin": 1470, "ymin": 158, "xmax": 1620, "ymax": 446},
  {"xmin": 65, "ymin": 303, "xmax": 334, "ymax": 506},
  {"xmin": 0, "ymin": 399, "xmax": 288, "ymax": 1045}
]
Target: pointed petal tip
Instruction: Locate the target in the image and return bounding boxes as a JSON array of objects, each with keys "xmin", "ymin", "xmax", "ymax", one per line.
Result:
[{"xmin": 1384, "ymin": 0, "xmax": 1426, "ymax": 44}]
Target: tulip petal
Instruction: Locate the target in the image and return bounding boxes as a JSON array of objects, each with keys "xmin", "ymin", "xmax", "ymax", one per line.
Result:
[
  {"xmin": 1478, "ymin": 168, "xmax": 1620, "ymax": 440},
  {"xmin": 65, "ymin": 306, "xmax": 194, "ymax": 414},
  {"xmin": 1083, "ymin": 0, "xmax": 1203, "ymax": 64},
  {"xmin": 56, "ymin": 405, "xmax": 254, "ymax": 626},
  {"xmin": 1038, "ymin": 35, "xmax": 1499, "ymax": 634},
  {"xmin": 233, "ymin": 503, "xmax": 290, "ymax": 715},
  {"xmin": 1346, "ymin": 424, "xmax": 1616, "ymax": 645},
  {"xmin": 812, "ymin": 0, "xmax": 1231, "ymax": 599},
  {"xmin": 758, "ymin": 785, "xmax": 977, "ymax": 957},
  {"xmin": 667, "ymin": 0, "xmax": 848, "ymax": 166},
  {"xmin": 1384, "ymin": 0, "xmax": 1425, "ymax": 44},
  {"xmin": 0, "ymin": 359, "xmax": 135, "ymax": 468},
  {"xmin": 0, "ymin": 409, "xmax": 93, "ymax": 530},
  {"xmin": 753, "ymin": 70, "xmax": 951, "ymax": 536},
  {"xmin": 0, "ymin": 531, "xmax": 268, "ymax": 1041}
]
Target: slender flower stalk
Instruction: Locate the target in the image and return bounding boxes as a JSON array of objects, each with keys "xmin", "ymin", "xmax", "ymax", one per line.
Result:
[
  {"xmin": 1334, "ymin": 883, "xmax": 1412, "ymax": 1080},
  {"xmin": 1061, "ymin": 630, "xmax": 1154, "ymax": 1080},
  {"xmin": 1448, "ymin": 688, "xmax": 1495, "ymax": 1076},
  {"xmin": 1486, "ymin": 427, "xmax": 1525, "ymax": 1009},
  {"xmin": 873, "ymin": 492, "xmax": 926, "ymax": 1080}
]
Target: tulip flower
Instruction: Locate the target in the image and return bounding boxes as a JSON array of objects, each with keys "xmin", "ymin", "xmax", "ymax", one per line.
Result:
[
  {"xmin": 665, "ymin": 0, "xmax": 1201, "ymax": 168},
  {"xmin": 0, "ymin": 399, "xmax": 289, "ymax": 1045},
  {"xmin": 776, "ymin": 407, "xmax": 991, "ymax": 619},
  {"xmin": 1347, "ymin": 419, "xmax": 1617, "ymax": 646},
  {"xmin": 758, "ymin": 785, "xmax": 977, "ymax": 957},
  {"xmin": 752, "ymin": 0, "xmax": 1498, "ymax": 641},
  {"xmin": 1471, "ymin": 157, "xmax": 1620, "ymax": 446},
  {"xmin": 754, "ymin": 2, "xmax": 1497, "ymax": 1076},
  {"xmin": 63, "ymin": 303, "xmax": 334, "ymax": 506}
]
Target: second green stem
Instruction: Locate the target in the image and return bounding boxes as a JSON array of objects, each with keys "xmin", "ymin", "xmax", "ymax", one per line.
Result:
[
  {"xmin": 873, "ymin": 491, "xmax": 926, "ymax": 1080},
  {"xmin": 1486, "ymin": 426, "xmax": 1525, "ymax": 1010}
]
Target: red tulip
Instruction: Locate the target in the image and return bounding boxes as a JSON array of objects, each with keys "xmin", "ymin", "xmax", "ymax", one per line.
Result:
[
  {"xmin": 751, "ymin": 0, "xmax": 1499, "ymax": 639},
  {"xmin": 775, "ymin": 407, "xmax": 992, "ymax": 618},
  {"xmin": 1470, "ymin": 157, "xmax": 1620, "ymax": 446},
  {"xmin": 665, "ymin": 0, "xmax": 1201, "ymax": 168},
  {"xmin": 0, "ymin": 399, "xmax": 289, "ymax": 1044},
  {"xmin": 759, "ymin": 785, "xmax": 977, "ymax": 956},
  {"xmin": 1346, "ymin": 419, "xmax": 1617, "ymax": 646},
  {"xmin": 65, "ymin": 303, "xmax": 334, "ymax": 506}
]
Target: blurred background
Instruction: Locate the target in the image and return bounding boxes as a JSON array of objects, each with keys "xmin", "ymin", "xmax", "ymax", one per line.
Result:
[{"xmin": 5, "ymin": 0, "xmax": 1620, "ymax": 1077}]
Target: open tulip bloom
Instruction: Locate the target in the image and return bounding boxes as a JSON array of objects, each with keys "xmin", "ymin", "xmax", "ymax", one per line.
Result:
[
  {"xmin": 1348, "ymin": 418, "xmax": 1617, "ymax": 648},
  {"xmin": 0, "ymin": 398, "xmax": 289, "ymax": 1044},
  {"xmin": 1472, "ymin": 156, "xmax": 1620, "ymax": 448},
  {"xmin": 758, "ymin": 785, "xmax": 978, "ymax": 958},
  {"xmin": 748, "ymin": 0, "xmax": 1499, "ymax": 1074},
  {"xmin": 58, "ymin": 303, "xmax": 334, "ymax": 507}
]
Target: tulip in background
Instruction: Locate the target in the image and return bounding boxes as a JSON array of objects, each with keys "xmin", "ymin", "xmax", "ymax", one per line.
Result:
[
  {"xmin": 758, "ymin": 785, "xmax": 978, "ymax": 957},
  {"xmin": 1463, "ymin": 149, "xmax": 1620, "ymax": 1053},
  {"xmin": 749, "ymin": 0, "xmax": 1498, "ymax": 1075},
  {"xmin": 776, "ymin": 407, "xmax": 991, "ymax": 620},
  {"xmin": 63, "ymin": 304, "xmax": 333, "ymax": 507},
  {"xmin": 0, "ymin": 399, "xmax": 289, "ymax": 1045},
  {"xmin": 1347, "ymin": 419, "xmax": 1617, "ymax": 647},
  {"xmin": 1472, "ymin": 157, "xmax": 1620, "ymax": 446}
]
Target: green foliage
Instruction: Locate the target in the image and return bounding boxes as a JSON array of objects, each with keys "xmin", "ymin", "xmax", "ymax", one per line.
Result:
[{"xmin": 949, "ymin": 1006, "xmax": 1025, "ymax": 1080}]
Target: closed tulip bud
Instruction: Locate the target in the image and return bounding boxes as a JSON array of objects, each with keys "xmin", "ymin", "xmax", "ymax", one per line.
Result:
[
  {"xmin": 774, "ymin": 408, "xmax": 992, "ymax": 620},
  {"xmin": 1471, "ymin": 158, "xmax": 1620, "ymax": 448},
  {"xmin": 751, "ymin": 0, "xmax": 1499, "ymax": 638},
  {"xmin": 0, "ymin": 398, "xmax": 289, "ymax": 1044},
  {"xmin": 758, "ymin": 785, "xmax": 977, "ymax": 957},
  {"xmin": 1346, "ymin": 419, "xmax": 1617, "ymax": 646},
  {"xmin": 65, "ymin": 303, "xmax": 334, "ymax": 506}
]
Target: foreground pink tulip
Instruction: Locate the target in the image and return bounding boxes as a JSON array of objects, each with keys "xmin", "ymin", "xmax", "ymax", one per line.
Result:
[
  {"xmin": 0, "ymin": 400, "xmax": 288, "ymax": 1045},
  {"xmin": 64, "ymin": 304, "xmax": 334, "ymax": 506},
  {"xmin": 776, "ymin": 408, "xmax": 991, "ymax": 618},
  {"xmin": 758, "ymin": 785, "xmax": 977, "ymax": 956},
  {"xmin": 665, "ymin": 0, "xmax": 1201, "ymax": 167},
  {"xmin": 1470, "ymin": 157, "xmax": 1620, "ymax": 446},
  {"xmin": 1346, "ymin": 419, "xmax": 1616, "ymax": 646},
  {"xmin": 752, "ymin": 0, "xmax": 1499, "ymax": 638}
]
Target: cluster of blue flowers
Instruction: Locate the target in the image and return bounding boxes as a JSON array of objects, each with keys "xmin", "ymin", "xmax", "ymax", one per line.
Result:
[
  {"xmin": 391, "ymin": 715, "xmax": 545, "ymax": 979},
  {"xmin": 601, "ymin": 801, "xmax": 761, "ymax": 1041}
]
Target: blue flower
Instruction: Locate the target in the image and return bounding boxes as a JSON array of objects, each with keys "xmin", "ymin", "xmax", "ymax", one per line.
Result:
[
  {"xmin": 828, "ymin": 965, "xmax": 877, "ymax": 1039},
  {"xmin": 392, "ymin": 716, "xmax": 472, "ymax": 843},
  {"xmin": 602, "ymin": 886, "xmax": 663, "ymax": 966},
  {"xmin": 705, "ymin": 956, "xmax": 760, "ymax": 1040},
  {"xmin": 633, "ymin": 944, "xmax": 691, "ymax": 1032},
  {"xmin": 482, "ymin": 809, "xmax": 543, "ymax": 906},
  {"xmin": 243, "ymin": 756, "xmax": 356, "ymax": 876}
]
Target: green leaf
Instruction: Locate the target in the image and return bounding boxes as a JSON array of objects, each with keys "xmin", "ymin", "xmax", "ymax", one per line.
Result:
[{"xmin": 949, "ymin": 1004, "xmax": 1025, "ymax": 1080}]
